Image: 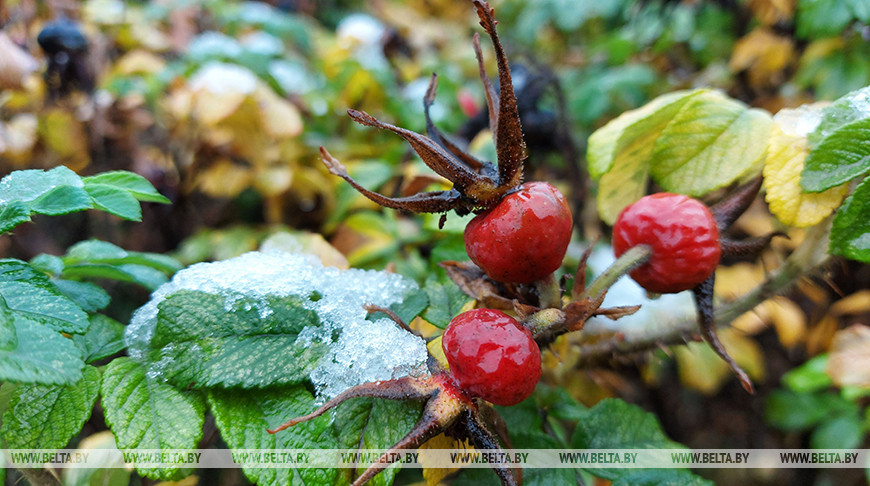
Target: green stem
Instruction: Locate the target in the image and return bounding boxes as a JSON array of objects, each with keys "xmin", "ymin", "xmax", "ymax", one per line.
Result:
[
  {"xmin": 581, "ymin": 245, "xmax": 652, "ymax": 302},
  {"xmin": 534, "ymin": 272, "xmax": 562, "ymax": 309}
]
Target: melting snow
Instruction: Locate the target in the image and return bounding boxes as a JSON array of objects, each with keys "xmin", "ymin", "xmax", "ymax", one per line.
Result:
[{"xmin": 125, "ymin": 251, "xmax": 429, "ymax": 398}]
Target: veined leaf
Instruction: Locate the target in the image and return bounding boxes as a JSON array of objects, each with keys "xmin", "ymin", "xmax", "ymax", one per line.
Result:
[
  {"xmin": 764, "ymin": 108, "xmax": 850, "ymax": 227},
  {"xmin": 0, "ymin": 259, "xmax": 89, "ymax": 333},
  {"xmin": 101, "ymin": 357, "xmax": 204, "ymax": 481},
  {"xmin": 0, "ymin": 167, "xmax": 170, "ymax": 234},
  {"xmin": 84, "ymin": 184, "xmax": 142, "ymax": 221},
  {"xmin": 73, "ymin": 314, "xmax": 126, "ymax": 364},
  {"xmin": 64, "ymin": 239, "xmax": 182, "ymax": 275},
  {"xmin": 830, "ymin": 177, "xmax": 870, "ymax": 262},
  {"xmin": 802, "ymin": 118, "xmax": 870, "ymax": 192},
  {"xmin": 589, "ymin": 89, "xmax": 771, "ymax": 223},
  {"xmin": 208, "ymin": 386, "xmax": 339, "ymax": 486},
  {"xmin": 0, "ymin": 201, "xmax": 31, "ymax": 234},
  {"xmin": 0, "ymin": 365, "xmax": 100, "ymax": 449},
  {"xmin": 82, "ymin": 171, "xmax": 171, "ymax": 203},
  {"xmin": 53, "ymin": 280, "xmax": 111, "ymax": 313},
  {"xmin": 147, "ymin": 290, "xmax": 326, "ymax": 389},
  {"xmin": 571, "ymin": 398, "xmax": 711, "ymax": 485},
  {"xmin": 332, "ymin": 398, "xmax": 422, "ymax": 486},
  {"xmin": 0, "ymin": 312, "xmax": 83, "ymax": 385}
]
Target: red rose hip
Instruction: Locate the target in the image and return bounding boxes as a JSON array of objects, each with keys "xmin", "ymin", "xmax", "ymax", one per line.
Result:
[
  {"xmin": 613, "ymin": 193, "xmax": 721, "ymax": 294},
  {"xmin": 442, "ymin": 308, "xmax": 541, "ymax": 406},
  {"xmin": 464, "ymin": 181, "xmax": 572, "ymax": 283}
]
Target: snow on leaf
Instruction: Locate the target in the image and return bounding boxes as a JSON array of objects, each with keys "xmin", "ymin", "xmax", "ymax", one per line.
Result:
[{"xmin": 126, "ymin": 251, "xmax": 428, "ymax": 398}]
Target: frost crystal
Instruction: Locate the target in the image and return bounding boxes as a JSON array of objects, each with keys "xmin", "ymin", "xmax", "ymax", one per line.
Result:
[{"xmin": 125, "ymin": 251, "xmax": 428, "ymax": 398}]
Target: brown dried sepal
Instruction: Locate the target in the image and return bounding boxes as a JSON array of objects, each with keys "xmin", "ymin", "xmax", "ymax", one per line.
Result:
[
  {"xmin": 269, "ymin": 372, "xmax": 520, "ymax": 486},
  {"xmin": 319, "ymin": 0, "xmax": 526, "ymax": 218}
]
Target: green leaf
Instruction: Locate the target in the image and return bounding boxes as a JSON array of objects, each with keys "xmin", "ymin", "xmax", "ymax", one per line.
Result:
[
  {"xmin": 367, "ymin": 288, "xmax": 428, "ymax": 325},
  {"xmin": 810, "ymin": 413, "xmax": 866, "ymax": 449},
  {"xmin": 0, "ymin": 166, "xmax": 82, "ymax": 204},
  {"xmin": 0, "ymin": 259, "xmax": 89, "ymax": 333},
  {"xmin": 0, "ymin": 365, "xmax": 100, "ymax": 449},
  {"xmin": 64, "ymin": 239, "xmax": 182, "ymax": 274},
  {"xmin": 649, "ymin": 91, "xmax": 772, "ymax": 195},
  {"xmin": 73, "ymin": 314, "xmax": 125, "ymax": 363},
  {"xmin": 765, "ymin": 389, "xmax": 857, "ymax": 431},
  {"xmin": 0, "ymin": 314, "xmax": 84, "ymax": 385},
  {"xmin": 802, "ymin": 119, "xmax": 870, "ymax": 192},
  {"xmin": 332, "ymin": 398, "xmax": 422, "ymax": 486},
  {"xmin": 147, "ymin": 290, "xmax": 326, "ymax": 388},
  {"xmin": 54, "ymin": 279, "xmax": 111, "ymax": 313},
  {"xmin": 208, "ymin": 386, "xmax": 339, "ymax": 486},
  {"xmin": 848, "ymin": 0, "xmax": 870, "ymax": 22},
  {"xmin": 29, "ymin": 254, "xmax": 64, "ymax": 276},
  {"xmin": 783, "ymin": 354, "xmax": 833, "ymax": 393},
  {"xmin": 571, "ymin": 398, "xmax": 709, "ymax": 485},
  {"xmin": 830, "ymin": 176, "xmax": 870, "ymax": 262},
  {"xmin": 588, "ymin": 89, "xmax": 771, "ymax": 223},
  {"xmin": 0, "ymin": 201, "xmax": 31, "ymax": 234},
  {"xmin": 796, "ymin": 0, "xmax": 854, "ymax": 39},
  {"xmin": 29, "ymin": 185, "xmax": 93, "ymax": 216},
  {"xmin": 423, "ymin": 277, "xmax": 471, "ymax": 328},
  {"xmin": 62, "ymin": 263, "xmax": 168, "ymax": 291},
  {"xmin": 84, "ymin": 184, "xmax": 142, "ymax": 221},
  {"xmin": 101, "ymin": 357, "xmax": 205, "ymax": 480},
  {"xmin": 82, "ymin": 171, "xmax": 170, "ymax": 203}
]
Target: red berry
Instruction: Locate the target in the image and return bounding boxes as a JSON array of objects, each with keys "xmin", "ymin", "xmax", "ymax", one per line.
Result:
[
  {"xmin": 464, "ymin": 182, "xmax": 572, "ymax": 284},
  {"xmin": 441, "ymin": 308, "xmax": 541, "ymax": 406},
  {"xmin": 613, "ymin": 193, "xmax": 721, "ymax": 294}
]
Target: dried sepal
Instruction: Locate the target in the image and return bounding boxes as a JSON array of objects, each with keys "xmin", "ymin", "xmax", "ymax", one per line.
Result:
[
  {"xmin": 320, "ymin": 1, "xmax": 525, "ymax": 217},
  {"xmin": 692, "ymin": 274, "xmax": 755, "ymax": 394},
  {"xmin": 709, "ymin": 176, "xmax": 763, "ymax": 231}
]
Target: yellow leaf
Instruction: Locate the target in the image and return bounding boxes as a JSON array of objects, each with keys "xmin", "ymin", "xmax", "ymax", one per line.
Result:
[
  {"xmin": 675, "ymin": 329, "xmax": 764, "ymax": 394},
  {"xmin": 253, "ymin": 165, "xmax": 294, "ymax": 196},
  {"xmin": 253, "ymin": 85, "xmax": 303, "ymax": 138},
  {"xmin": 748, "ymin": 0, "xmax": 795, "ymax": 26},
  {"xmin": 763, "ymin": 106, "xmax": 850, "ymax": 227},
  {"xmin": 114, "ymin": 50, "xmax": 166, "ymax": 76},
  {"xmin": 39, "ymin": 108, "xmax": 90, "ymax": 170},
  {"xmin": 830, "ymin": 290, "xmax": 870, "ymax": 316},
  {"xmin": 729, "ymin": 28, "xmax": 795, "ymax": 88},
  {"xmin": 714, "ymin": 263, "xmax": 765, "ymax": 300},
  {"xmin": 826, "ymin": 325, "xmax": 870, "ymax": 388},
  {"xmin": 195, "ymin": 158, "xmax": 253, "ymax": 197},
  {"xmin": 189, "ymin": 63, "xmax": 258, "ymax": 126},
  {"xmin": 731, "ymin": 297, "xmax": 806, "ymax": 347},
  {"xmin": 420, "ymin": 434, "xmax": 473, "ymax": 485},
  {"xmin": 427, "ymin": 335, "xmax": 448, "ymax": 370}
]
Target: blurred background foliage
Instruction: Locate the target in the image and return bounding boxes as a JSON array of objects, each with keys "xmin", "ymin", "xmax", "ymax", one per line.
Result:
[{"xmin": 1, "ymin": 0, "xmax": 869, "ymax": 485}]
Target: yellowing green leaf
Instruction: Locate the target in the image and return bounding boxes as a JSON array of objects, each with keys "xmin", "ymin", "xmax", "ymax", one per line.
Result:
[
  {"xmin": 650, "ymin": 90, "xmax": 772, "ymax": 195},
  {"xmin": 590, "ymin": 89, "xmax": 772, "ymax": 224},
  {"xmin": 763, "ymin": 106, "xmax": 850, "ymax": 227}
]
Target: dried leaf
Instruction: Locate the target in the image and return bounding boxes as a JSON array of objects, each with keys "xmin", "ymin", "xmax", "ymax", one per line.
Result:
[
  {"xmin": 675, "ymin": 329, "xmax": 764, "ymax": 395},
  {"xmin": 826, "ymin": 325, "xmax": 870, "ymax": 388},
  {"xmin": 439, "ymin": 260, "xmax": 515, "ymax": 310},
  {"xmin": 0, "ymin": 33, "xmax": 38, "ymax": 90},
  {"xmin": 114, "ymin": 50, "xmax": 166, "ymax": 76},
  {"xmin": 730, "ymin": 28, "xmax": 795, "ymax": 88},
  {"xmin": 195, "ymin": 159, "xmax": 253, "ymax": 197},
  {"xmin": 830, "ymin": 290, "xmax": 870, "ymax": 316}
]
